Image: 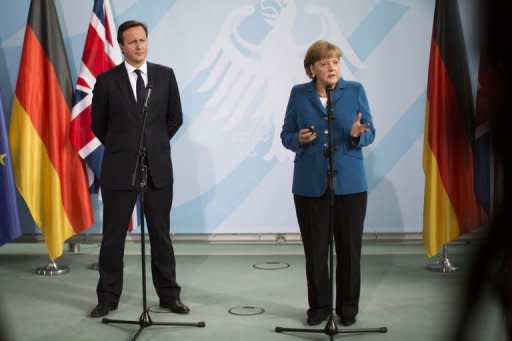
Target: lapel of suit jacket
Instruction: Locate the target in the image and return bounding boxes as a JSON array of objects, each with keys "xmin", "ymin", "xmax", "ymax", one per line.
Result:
[
  {"xmin": 146, "ymin": 62, "xmax": 155, "ymax": 86},
  {"xmin": 306, "ymin": 81, "xmax": 327, "ymax": 116},
  {"xmin": 114, "ymin": 62, "xmax": 142, "ymax": 123},
  {"xmin": 146, "ymin": 62, "xmax": 156, "ymax": 122},
  {"xmin": 333, "ymin": 78, "xmax": 346, "ymax": 108}
]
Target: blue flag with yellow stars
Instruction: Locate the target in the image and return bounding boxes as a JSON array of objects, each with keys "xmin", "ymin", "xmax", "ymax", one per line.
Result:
[{"xmin": 0, "ymin": 90, "xmax": 21, "ymax": 246}]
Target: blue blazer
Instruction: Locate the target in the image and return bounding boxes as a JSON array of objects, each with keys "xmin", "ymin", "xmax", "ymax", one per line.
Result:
[{"xmin": 280, "ymin": 79, "xmax": 375, "ymax": 196}]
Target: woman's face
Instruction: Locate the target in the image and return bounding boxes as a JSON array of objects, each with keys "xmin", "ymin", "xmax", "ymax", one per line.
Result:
[{"xmin": 310, "ymin": 56, "xmax": 340, "ymax": 88}]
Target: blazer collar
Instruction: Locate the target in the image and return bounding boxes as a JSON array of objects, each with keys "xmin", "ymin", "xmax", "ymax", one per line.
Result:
[
  {"xmin": 306, "ymin": 78, "xmax": 346, "ymax": 114},
  {"xmin": 114, "ymin": 63, "xmax": 138, "ymax": 119},
  {"xmin": 306, "ymin": 81, "xmax": 325, "ymax": 114},
  {"xmin": 124, "ymin": 60, "xmax": 148, "ymax": 77},
  {"xmin": 146, "ymin": 62, "xmax": 155, "ymax": 87},
  {"xmin": 332, "ymin": 78, "xmax": 347, "ymax": 107}
]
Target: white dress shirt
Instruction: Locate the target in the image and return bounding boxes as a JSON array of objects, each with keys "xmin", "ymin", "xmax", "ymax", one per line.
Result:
[{"xmin": 124, "ymin": 61, "xmax": 148, "ymax": 102}]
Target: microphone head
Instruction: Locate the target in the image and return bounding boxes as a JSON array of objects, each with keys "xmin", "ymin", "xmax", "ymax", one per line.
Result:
[{"xmin": 143, "ymin": 85, "xmax": 152, "ymax": 108}]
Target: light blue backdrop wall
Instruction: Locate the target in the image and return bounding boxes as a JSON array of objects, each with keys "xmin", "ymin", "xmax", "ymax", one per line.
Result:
[{"xmin": 0, "ymin": 0, "xmax": 480, "ymax": 235}]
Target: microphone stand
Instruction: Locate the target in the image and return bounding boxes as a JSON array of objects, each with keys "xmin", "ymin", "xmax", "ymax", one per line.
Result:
[
  {"xmin": 275, "ymin": 84, "xmax": 387, "ymax": 340},
  {"xmin": 102, "ymin": 87, "xmax": 205, "ymax": 340}
]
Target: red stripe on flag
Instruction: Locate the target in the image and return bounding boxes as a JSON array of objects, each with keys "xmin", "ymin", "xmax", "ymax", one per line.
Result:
[
  {"xmin": 70, "ymin": 106, "xmax": 95, "ymax": 150},
  {"xmin": 83, "ymin": 27, "xmax": 116, "ymax": 77},
  {"xmin": 76, "ymin": 77, "xmax": 89, "ymax": 89}
]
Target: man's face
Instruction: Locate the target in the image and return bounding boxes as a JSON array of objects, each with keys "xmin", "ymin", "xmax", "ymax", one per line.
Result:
[{"xmin": 120, "ymin": 26, "xmax": 147, "ymax": 67}]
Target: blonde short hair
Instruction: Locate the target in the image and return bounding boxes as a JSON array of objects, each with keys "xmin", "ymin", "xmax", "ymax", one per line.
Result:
[{"xmin": 303, "ymin": 40, "xmax": 342, "ymax": 79}]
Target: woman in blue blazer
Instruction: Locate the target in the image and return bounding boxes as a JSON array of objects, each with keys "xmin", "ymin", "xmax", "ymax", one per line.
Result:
[{"xmin": 280, "ymin": 40, "xmax": 375, "ymax": 326}]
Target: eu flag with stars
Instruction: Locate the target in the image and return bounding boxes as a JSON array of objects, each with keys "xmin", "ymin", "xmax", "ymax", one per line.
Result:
[{"xmin": 0, "ymin": 90, "xmax": 21, "ymax": 246}]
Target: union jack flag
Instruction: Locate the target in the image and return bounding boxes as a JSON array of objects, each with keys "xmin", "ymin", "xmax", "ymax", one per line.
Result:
[{"xmin": 70, "ymin": 0, "xmax": 139, "ymax": 231}]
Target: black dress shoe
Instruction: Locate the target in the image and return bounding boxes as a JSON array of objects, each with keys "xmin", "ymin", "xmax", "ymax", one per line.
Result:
[
  {"xmin": 89, "ymin": 301, "xmax": 118, "ymax": 318},
  {"xmin": 306, "ymin": 310, "xmax": 329, "ymax": 326},
  {"xmin": 339, "ymin": 316, "xmax": 356, "ymax": 326},
  {"xmin": 306, "ymin": 315, "xmax": 323, "ymax": 326},
  {"xmin": 160, "ymin": 299, "xmax": 190, "ymax": 314}
]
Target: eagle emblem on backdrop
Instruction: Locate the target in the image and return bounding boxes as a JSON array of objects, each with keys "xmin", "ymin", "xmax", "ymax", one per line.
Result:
[{"xmin": 193, "ymin": 0, "xmax": 365, "ymax": 161}]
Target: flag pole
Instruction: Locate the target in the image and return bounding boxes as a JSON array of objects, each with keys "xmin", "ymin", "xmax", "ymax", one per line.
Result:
[
  {"xmin": 68, "ymin": 242, "xmax": 80, "ymax": 253},
  {"xmin": 426, "ymin": 244, "xmax": 461, "ymax": 273}
]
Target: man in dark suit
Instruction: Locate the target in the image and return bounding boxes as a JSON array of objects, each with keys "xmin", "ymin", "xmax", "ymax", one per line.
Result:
[{"xmin": 89, "ymin": 20, "xmax": 188, "ymax": 318}]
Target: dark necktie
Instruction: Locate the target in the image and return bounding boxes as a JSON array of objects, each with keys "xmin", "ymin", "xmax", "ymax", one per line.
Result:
[{"xmin": 134, "ymin": 69, "xmax": 145, "ymax": 111}]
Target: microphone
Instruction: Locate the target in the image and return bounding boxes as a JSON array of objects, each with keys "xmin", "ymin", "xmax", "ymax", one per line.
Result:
[
  {"xmin": 326, "ymin": 83, "xmax": 334, "ymax": 113},
  {"xmin": 142, "ymin": 85, "xmax": 152, "ymax": 110}
]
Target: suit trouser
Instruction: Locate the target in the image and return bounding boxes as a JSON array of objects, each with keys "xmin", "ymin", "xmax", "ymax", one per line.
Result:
[
  {"xmin": 294, "ymin": 191, "xmax": 366, "ymax": 319},
  {"xmin": 96, "ymin": 184, "xmax": 181, "ymax": 304}
]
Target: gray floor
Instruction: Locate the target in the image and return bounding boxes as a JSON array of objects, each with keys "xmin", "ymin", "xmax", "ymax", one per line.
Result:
[{"xmin": 0, "ymin": 242, "xmax": 507, "ymax": 341}]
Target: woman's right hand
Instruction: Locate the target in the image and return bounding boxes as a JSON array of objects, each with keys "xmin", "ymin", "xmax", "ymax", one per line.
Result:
[{"xmin": 298, "ymin": 126, "xmax": 316, "ymax": 144}]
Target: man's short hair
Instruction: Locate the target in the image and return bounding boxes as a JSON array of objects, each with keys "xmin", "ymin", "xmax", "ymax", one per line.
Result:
[{"xmin": 117, "ymin": 20, "xmax": 148, "ymax": 44}]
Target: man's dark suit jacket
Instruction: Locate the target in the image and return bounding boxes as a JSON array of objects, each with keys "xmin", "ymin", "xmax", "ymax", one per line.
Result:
[{"xmin": 91, "ymin": 62, "xmax": 183, "ymax": 190}]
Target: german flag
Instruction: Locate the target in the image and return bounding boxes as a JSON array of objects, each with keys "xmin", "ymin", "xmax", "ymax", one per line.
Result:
[
  {"xmin": 9, "ymin": 0, "xmax": 93, "ymax": 260},
  {"xmin": 422, "ymin": 0, "xmax": 486, "ymax": 257}
]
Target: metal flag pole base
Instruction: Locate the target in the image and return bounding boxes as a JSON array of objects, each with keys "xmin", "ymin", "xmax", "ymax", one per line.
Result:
[
  {"xmin": 426, "ymin": 244, "xmax": 462, "ymax": 273},
  {"xmin": 35, "ymin": 261, "xmax": 70, "ymax": 276}
]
